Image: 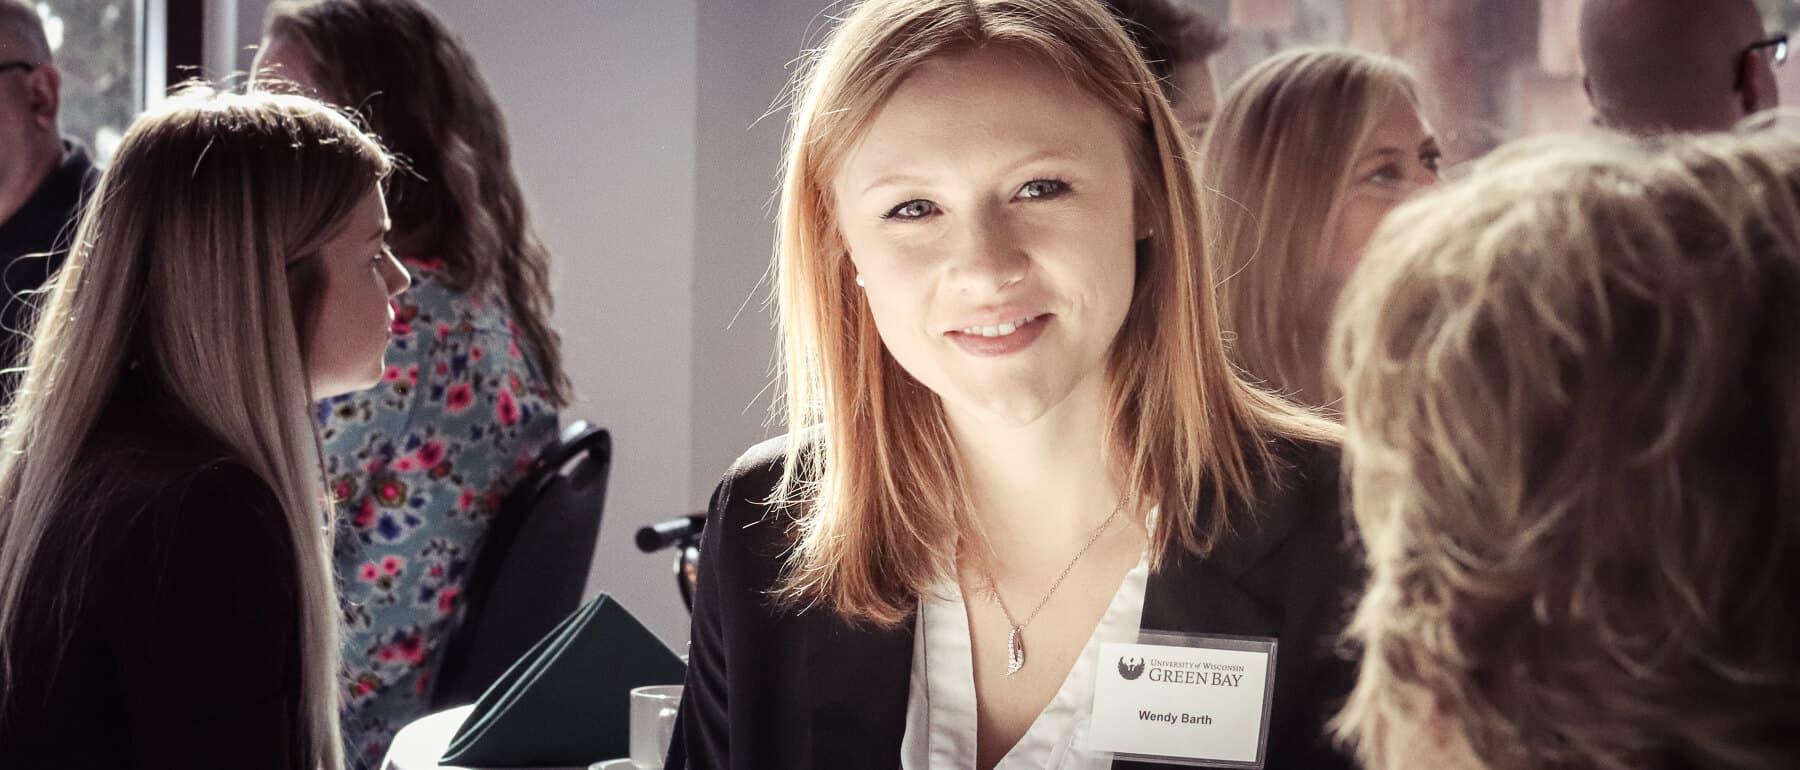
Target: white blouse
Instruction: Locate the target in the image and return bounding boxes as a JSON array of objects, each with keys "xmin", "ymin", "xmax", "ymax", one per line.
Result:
[{"xmin": 899, "ymin": 550, "xmax": 1151, "ymax": 770}]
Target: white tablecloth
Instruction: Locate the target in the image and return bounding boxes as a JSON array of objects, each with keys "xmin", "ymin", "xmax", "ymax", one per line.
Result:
[{"xmin": 380, "ymin": 704, "xmax": 624, "ymax": 770}]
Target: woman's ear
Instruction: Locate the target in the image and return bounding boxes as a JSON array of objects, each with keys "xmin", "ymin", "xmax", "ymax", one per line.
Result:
[{"xmin": 1133, "ymin": 187, "xmax": 1159, "ymax": 242}]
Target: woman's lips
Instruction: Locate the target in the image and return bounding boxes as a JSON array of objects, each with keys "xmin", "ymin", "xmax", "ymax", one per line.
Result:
[{"xmin": 944, "ymin": 313, "xmax": 1051, "ymax": 357}]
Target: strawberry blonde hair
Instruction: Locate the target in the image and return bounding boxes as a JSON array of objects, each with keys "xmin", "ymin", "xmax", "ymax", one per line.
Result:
[{"xmin": 771, "ymin": 0, "xmax": 1336, "ymax": 626}]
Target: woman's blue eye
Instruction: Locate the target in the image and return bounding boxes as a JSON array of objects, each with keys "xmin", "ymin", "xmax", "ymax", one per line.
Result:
[
  {"xmin": 883, "ymin": 200, "xmax": 937, "ymax": 220},
  {"xmin": 1017, "ymin": 179, "xmax": 1069, "ymax": 200},
  {"xmin": 1365, "ymin": 164, "xmax": 1403, "ymax": 187}
]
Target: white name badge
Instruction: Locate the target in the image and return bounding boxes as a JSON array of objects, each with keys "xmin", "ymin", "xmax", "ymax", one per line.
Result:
[{"xmin": 1084, "ymin": 632, "xmax": 1277, "ymax": 768}]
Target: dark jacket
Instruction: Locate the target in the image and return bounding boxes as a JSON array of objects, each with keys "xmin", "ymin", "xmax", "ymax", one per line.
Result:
[
  {"xmin": 668, "ymin": 434, "xmax": 1360, "ymax": 770},
  {"xmin": 1, "ymin": 138, "xmax": 100, "ymax": 402},
  {"xmin": 0, "ymin": 376, "xmax": 310, "ymax": 769}
]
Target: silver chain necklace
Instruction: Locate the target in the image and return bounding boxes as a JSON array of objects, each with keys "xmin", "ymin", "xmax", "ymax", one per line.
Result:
[{"xmin": 977, "ymin": 502, "xmax": 1124, "ymax": 676}]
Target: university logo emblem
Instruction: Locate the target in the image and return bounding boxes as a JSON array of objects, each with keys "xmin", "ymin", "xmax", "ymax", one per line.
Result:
[{"xmin": 1117, "ymin": 655, "xmax": 1146, "ymax": 680}]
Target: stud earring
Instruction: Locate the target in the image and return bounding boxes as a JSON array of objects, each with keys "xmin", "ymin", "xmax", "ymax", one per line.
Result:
[{"xmin": 855, "ymin": 275, "xmax": 866, "ymax": 287}]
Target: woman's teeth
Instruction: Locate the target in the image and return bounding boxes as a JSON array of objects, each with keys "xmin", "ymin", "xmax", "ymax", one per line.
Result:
[{"xmin": 960, "ymin": 316, "xmax": 1036, "ymax": 338}]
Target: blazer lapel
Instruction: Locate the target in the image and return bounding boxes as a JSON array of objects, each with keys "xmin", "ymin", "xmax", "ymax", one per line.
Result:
[
  {"xmin": 805, "ymin": 608, "xmax": 916, "ymax": 769},
  {"xmin": 1139, "ymin": 496, "xmax": 1302, "ymax": 636}
]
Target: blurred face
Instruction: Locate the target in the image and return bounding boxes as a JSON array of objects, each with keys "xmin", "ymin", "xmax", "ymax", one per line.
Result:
[
  {"xmin": 305, "ymin": 186, "xmax": 410, "ymax": 397},
  {"xmin": 0, "ymin": 44, "xmax": 58, "ymax": 204},
  {"xmin": 832, "ymin": 46, "xmax": 1141, "ymax": 428},
  {"xmin": 1326, "ymin": 100, "xmax": 1441, "ymax": 274},
  {"xmin": 1168, "ymin": 58, "xmax": 1219, "ymax": 142},
  {"xmin": 250, "ymin": 35, "xmax": 325, "ymax": 97}
]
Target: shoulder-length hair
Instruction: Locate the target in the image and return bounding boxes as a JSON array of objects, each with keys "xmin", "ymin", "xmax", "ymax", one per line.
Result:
[
  {"xmin": 1330, "ymin": 123, "xmax": 1800, "ymax": 769},
  {"xmin": 1199, "ymin": 47, "xmax": 1421, "ymax": 407},
  {"xmin": 772, "ymin": 0, "xmax": 1338, "ymax": 627},
  {"xmin": 0, "ymin": 87, "xmax": 390, "ymax": 770},
  {"xmin": 264, "ymin": 0, "xmax": 569, "ymax": 405}
]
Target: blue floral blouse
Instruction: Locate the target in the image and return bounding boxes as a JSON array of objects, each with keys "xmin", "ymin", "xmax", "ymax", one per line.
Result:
[{"xmin": 319, "ymin": 257, "xmax": 560, "ymax": 768}]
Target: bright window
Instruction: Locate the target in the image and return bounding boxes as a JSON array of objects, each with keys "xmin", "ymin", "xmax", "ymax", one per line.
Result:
[{"xmin": 33, "ymin": 0, "xmax": 152, "ymax": 165}]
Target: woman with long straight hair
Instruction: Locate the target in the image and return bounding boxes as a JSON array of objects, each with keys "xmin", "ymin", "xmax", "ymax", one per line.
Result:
[
  {"xmin": 0, "ymin": 88, "xmax": 406, "ymax": 769},
  {"xmin": 669, "ymin": 2, "xmax": 1355, "ymax": 768},
  {"xmin": 1198, "ymin": 48, "xmax": 1440, "ymax": 408},
  {"xmin": 251, "ymin": 1, "xmax": 568, "ymax": 761},
  {"xmin": 1331, "ymin": 125, "xmax": 1800, "ymax": 769}
]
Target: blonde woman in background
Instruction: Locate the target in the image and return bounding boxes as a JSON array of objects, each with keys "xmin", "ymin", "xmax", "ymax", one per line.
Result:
[
  {"xmin": 1331, "ymin": 125, "xmax": 1800, "ymax": 768},
  {"xmin": 669, "ymin": 1, "xmax": 1356, "ymax": 768},
  {"xmin": 0, "ymin": 89, "xmax": 407, "ymax": 769},
  {"xmin": 1199, "ymin": 48, "xmax": 1440, "ymax": 407}
]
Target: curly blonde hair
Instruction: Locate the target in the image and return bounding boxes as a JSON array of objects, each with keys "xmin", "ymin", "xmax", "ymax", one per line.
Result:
[{"xmin": 1330, "ymin": 123, "xmax": 1800, "ymax": 769}]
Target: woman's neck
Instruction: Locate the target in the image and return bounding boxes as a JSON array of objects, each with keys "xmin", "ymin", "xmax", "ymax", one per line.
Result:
[{"xmin": 945, "ymin": 375, "xmax": 1127, "ymax": 560}]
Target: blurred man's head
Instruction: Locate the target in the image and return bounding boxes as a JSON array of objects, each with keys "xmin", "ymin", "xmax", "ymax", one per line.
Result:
[
  {"xmin": 1580, "ymin": 0, "xmax": 1780, "ymax": 134},
  {"xmin": 0, "ymin": 0, "xmax": 62, "ymax": 220},
  {"xmin": 1106, "ymin": 0, "xmax": 1228, "ymax": 141}
]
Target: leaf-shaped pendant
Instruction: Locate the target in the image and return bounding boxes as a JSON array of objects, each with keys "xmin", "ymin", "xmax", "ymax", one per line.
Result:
[{"xmin": 1006, "ymin": 625, "xmax": 1025, "ymax": 675}]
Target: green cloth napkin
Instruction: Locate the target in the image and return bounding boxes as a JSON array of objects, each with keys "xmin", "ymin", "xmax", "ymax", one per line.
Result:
[{"xmin": 439, "ymin": 593, "xmax": 686, "ymax": 767}]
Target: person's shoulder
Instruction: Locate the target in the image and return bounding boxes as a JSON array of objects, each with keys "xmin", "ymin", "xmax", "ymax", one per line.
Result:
[
  {"xmin": 1260, "ymin": 432, "xmax": 1343, "ymax": 499},
  {"xmin": 701, "ymin": 433, "xmax": 811, "ymax": 563},
  {"xmin": 1190, "ymin": 430, "xmax": 1348, "ymax": 580},
  {"xmin": 77, "ymin": 397, "xmax": 288, "ymax": 548},
  {"xmin": 717, "ymin": 434, "xmax": 791, "ymax": 497}
]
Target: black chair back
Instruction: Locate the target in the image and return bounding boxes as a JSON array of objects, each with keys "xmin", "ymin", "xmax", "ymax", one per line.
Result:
[{"xmin": 430, "ymin": 421, "xmax": 612, "ymax": 708}]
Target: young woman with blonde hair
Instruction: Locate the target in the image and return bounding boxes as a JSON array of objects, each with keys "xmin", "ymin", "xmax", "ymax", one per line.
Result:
[
  {"xmin": 1331, "ymin": 125, "xmax": 1800, "ymax": 769},
  {"xmin": 251, "ymin": 1, "xmax": 567, "ymax": 761},
  {"xmin": 669, "ymin": 1, "xmax": 1354, "ymax": 768},
  {"xmin": 0, "ymin": 88, "xmax": 407, "ymax": 769},
  {"xmin": 1198, "ymin": 48, "xmax": 1440, "ymax": 407}
]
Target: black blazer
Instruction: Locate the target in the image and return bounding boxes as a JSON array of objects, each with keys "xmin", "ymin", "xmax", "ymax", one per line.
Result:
[
  {"xmin": 668, "ymin": 435, "xmax": 1359, "ymax": 770},
  {"xmin": 0, "ymin": 377, "xmax": 309, "ymax": 769}
]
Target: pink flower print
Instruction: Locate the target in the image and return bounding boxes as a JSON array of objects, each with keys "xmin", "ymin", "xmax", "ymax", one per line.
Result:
[
  {"xmin": 429, "ymin": 461, "xmax": 452, "ymax": 480},
  {"xmin": 351, "ymin": 674, "xmax": 380, "ymax": 697},
  {"xmin": 374, "ymin": 634, "xmax": 426, "ymax": 665},
  {"xmin": 435, "ymin": 362, "xmax": 449, "ymax": 377},
  {"xmin": 332, "ymin": 477, "xmax": 355, "ymax": 501},
  {"xmin": 407, "ymin": 365, "xmax": 420, "ymax": 385},
  {"xmin": 354, "ymin": 498, "xmax": 378, "ymax": 529},
  {"xmin": 392, "ymin": 320, "xmax": 413, "ymax": 336},
  {"xmin": 381, "ymin": 365, "xmax": 403, "ymax": 383},
  {"xmin": 438, "ymin": 586, "xmax": 461, "ymax": 615},
  {"xmin": 376, "ymin": 478, "xmax": 408, "ymax": 507},
  {"xmin": 509, "ymin": 341, "xmax": 522, "ymax": 359},
  {"xmin": 393, "ymin": 457, "xmax": 417, "ymax": 472},
  {"xmin": 457, "ymin": 489, "xmax": 475, "ymax": 510},
  {"xmin": 496, "ymin": 387, "xmax": 519, "ymax": 426},
  {"xmin": 359, "ymin": 562, "xmax": 380, "ymax": 582},
  {"xmin": 381, "ymin": 556, "xmax": 404, "ymax": 576},
  {"xmin": 509, "ymin": 374, "xmax": 524, "ymax": 394},
  {"xmin": 395, "ymin": 635, "xmax": 425, "ymax": 664},
  {"xmin": 430, "ymin": 565, "xmax": 445, "ymax": 577},
  {"xmin": 417, "ymin": 440, "xmax": 446, "ymax": 468},
  {"xmin": 471, "ymin": 345, "xmax": 485, "ymax": 362},
  {"xmin": 436, "ymin": 323, "xmax": 451, "ymax": 339},
  {"xmin": 446, "ymin": 383, "xmax": 474, "ymax": 412}
]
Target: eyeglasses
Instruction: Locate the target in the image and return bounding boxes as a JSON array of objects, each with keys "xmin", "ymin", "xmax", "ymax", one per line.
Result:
[
  {"xmin": 1735, "ymin": 34, "xmax": 1789, "ymax": 91},
  {"xmin": 0, "ymin": 60, "xmax": 40, "ymax": 76}
]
